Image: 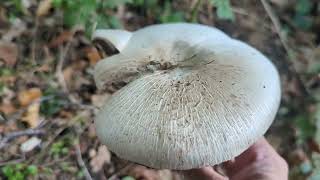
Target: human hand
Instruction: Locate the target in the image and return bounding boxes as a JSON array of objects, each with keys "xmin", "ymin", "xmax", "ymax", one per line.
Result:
[{"xmin": 181, "ymin": 137, "xmax": 288, "ymax": 180}]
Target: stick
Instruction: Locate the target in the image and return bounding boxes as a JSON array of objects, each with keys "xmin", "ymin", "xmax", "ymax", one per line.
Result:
[
  {"xmin": 0, "ymin": 129, "xmax": 44, "ymax": 150},
  {"xmin": 75, "ymin": 142, "xmax": 93, "ymax": 180},
  {"xmin": 261, "ymin": 0, "xmax": 308, "ymax": 96},
  {"xmin": 260, "ymin": 0, "xmax": 291, "ymax": 55}
]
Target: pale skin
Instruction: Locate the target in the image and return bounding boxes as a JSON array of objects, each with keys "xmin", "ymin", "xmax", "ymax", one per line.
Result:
[{"xmin": 182, "ymin": 137, "xmax": 289, "ymax": 180}]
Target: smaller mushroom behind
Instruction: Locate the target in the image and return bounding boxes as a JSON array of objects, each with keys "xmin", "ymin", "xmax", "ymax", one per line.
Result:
[{"xmin": 92, "ymin": 23, "xmax": 281, "ymax": 170}]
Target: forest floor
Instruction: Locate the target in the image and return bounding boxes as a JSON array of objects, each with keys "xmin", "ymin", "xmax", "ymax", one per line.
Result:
[{"xmin": 0, "ymin": 0, "xmax": 320, "ymax": 180}]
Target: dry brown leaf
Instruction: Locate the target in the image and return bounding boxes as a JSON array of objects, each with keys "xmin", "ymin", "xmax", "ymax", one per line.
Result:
[
  {"xmin": 85, "ymin": 47, "xmax": 102, "ymax": 65},
  {"xmin": 90, "ymin": 145, "xmax": 111, "ymax": 172},
  {"xmin": 18, "ymin": 88, "xmax": 42, "ymax": 106},
  {"xmin": 36, "ymin": 64, "xmax": 51, "ymax": 72},
  {"xmin": 0, "ymin": 41, "xmax": 18, "ymax": 66},
  {"xmin": 36, "ymin": 0, "xmax": 52, "ymax": 17},
  {"xmin": 63, "ymin": 66, "xmax": 73, "ymax": 86},
  {"xmin": 0, "ymin": 101, "xmax": 16, "ymax": 115},
  {"xmin": 91, "ymin": 94, "xmax": 111, "ymax": 108},
  {"xmin": 0, "ymin": 76, "xmax": 17, "ymax": 85},
  {"xmin": 88, "ymin": 124, "xmax": 96, "ymax": 138},
  {"xmin": 21, "ymin": 102, "xmax": 40, "ymax": 128},
  {"xmin": 49, "ymin": 31, "xmax": 73, "ymax": 48}
]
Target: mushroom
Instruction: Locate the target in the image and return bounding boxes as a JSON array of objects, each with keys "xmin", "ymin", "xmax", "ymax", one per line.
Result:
[{"xmin": 92, "ymin": 23, "xmax": 281, "ymax": 170}]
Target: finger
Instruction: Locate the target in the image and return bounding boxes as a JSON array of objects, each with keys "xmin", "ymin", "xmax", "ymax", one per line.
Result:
[
  {"xmin": 179, "ymin": 167, "xmax": 228, "ymax": 180},
  {"xmin": 222, "ymin": 137, "xmax": 269, "ymax": 176}
]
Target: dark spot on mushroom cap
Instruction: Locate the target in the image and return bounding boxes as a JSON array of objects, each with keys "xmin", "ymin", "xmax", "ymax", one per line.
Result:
[{"xmin": 263, "ymin": 85, "xmax": 266, "ymax": 88}]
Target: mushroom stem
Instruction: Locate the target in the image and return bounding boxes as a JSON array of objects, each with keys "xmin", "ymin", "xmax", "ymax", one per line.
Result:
[{"xmin": 92, "ymin": 29, "xmax": 132, "ymax": 52}]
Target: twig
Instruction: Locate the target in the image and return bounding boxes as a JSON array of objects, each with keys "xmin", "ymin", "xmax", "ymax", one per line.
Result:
[
  {"xmin": 261, "ymin": 0, "xmax": 308, "ymax": 96},
  {"xmin": 31, "ymin": 111, "xmax": 89, "ymax": 164},
  {"xmin": 54, "ymin": 31, "xmax": 97, "ymax": 111},
  {"xmin": 55, "ymin": 41, "xmax": 72, "ymax": 95},
  {"xmin": 54, "ymin": 30, "xmax": 81, "ymax": 105},
  {"xmin": 75, "ymin": 142, "xmax": 93, "ymax": 180},
  {"xmin": 190, "ymin": 0, "xmax": 202, "ymax": 22},
  {"xmin": 0, "ymin": 156, "xmax": 26, "ymax": 166},
  {"xmin": 260, "ymin": 0, "xmax": 291, "ymax": 56},
  {"xmin": 0, "ymin": 129, "xmax": 44, "ymax": 150}
]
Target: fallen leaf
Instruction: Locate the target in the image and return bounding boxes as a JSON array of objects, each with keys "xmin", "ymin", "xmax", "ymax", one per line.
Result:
[
  {"xmin": 36, "ymin": 0, "xmax": 53, "ymax": 17},
  {"xmin": 90, "ymin": 145, "xmax": 111, "ymax": 172},
  {"xmin": 21, "ymin": 102, "xmax": 40, "ymax": 128},
  {"xmin": 0, "ymin": 101, "xmax": 16, "ymax": 115},
  {"xmin": 36, "ymin": 64, "xmax": 51, "ymax": 72},
  {"xmin": 88, "ymin": 124, "xmax": 96, "ymax": 138},
  {"xmin": 0, "ymin": 87, "xmax": 17, "ymax": 115},
  {"xmin": 0, "ymin": 75, "xmax": 17, "ymax": 85},
  {"xmin": 84, "ymin": 47, "xmax": 102, "ymax": 65},
  {"xmin": 58, "ymin": 110, "xmax": 74, "ymax": 119},
  {"xmin": 18, "ymin": 88, "xmax": 42, "ymax": 106},
  {"xmin": 62, "ymin": 66, "xmax": 73, "ymax": 86},
  {"xmin": 0, "ymin": 41, "xmax": 18, "ymax": 66},
  {"xmin": 2, "ymin": 18, "xmax": 27, "ymax": 42},
  {"xmin": 20, "ymin": 137, "xmax": 41, "ymax": 152},
  {"xmin": 49, "ymin": 31, "xmax": 73, "ymax": 48},
  {"xmin": 91, "ymin": 93, "xmax": 111, "ymax": 108}
]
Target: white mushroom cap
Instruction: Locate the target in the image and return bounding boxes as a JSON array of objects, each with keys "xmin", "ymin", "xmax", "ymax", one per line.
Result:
[{"xmin": 93, "ymin": 23, "xmax": 281, "ymax": 170}]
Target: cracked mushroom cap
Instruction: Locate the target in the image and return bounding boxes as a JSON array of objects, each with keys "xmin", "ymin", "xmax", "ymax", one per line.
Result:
[{"xmin": 93, "ymin": 23, "xmax": 281, "ymax": 170}]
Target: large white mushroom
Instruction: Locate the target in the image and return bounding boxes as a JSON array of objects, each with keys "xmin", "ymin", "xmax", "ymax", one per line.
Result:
[{"xmin": 92, "ymin": 23, "xmax": 281, "ymax": 170}]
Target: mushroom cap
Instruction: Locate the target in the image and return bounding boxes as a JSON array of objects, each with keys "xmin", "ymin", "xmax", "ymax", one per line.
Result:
[{"xmin": 94, "ymin": 23, "xmax": 281, "ymax": 170}]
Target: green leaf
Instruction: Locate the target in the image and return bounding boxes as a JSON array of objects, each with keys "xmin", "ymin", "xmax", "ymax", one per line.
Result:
[
  {"xmin": 96, "ymin": 15, "xmax": 110, "ymax": 29},
  {"xmin": 26, "ymin": 165, "xmax": 38, "ymax": 176},
  {"xmin": 52, "ymin": 0, "xmax": 63, "ymax": 7},
  {"xmin": 77, "ymin": 170, "xmax": 85, "ymax": 178},
  {"xmin": 293, "ymin": 14, "xmax": 313, "ymax": 30},
  {"xmin": 101, "ymin": 0, "xmax": 133, "ymax": 9},
  {"xmin": 294, "ymin": 115, "xmax": 316, "ymax": 145},
  {"xmin": 108, "ymin": 16, "xmax": 123, "ymax": 28},
  {"xmin": 0, "ymin": 67, "xmax": 14, "ymax": 76},
  {"xmin": 210, "ymin": 0, "xmax": 234, "ymax": 20},
  {"xmin": 14, "ymin": 172, "xmax": 25, "ymax": 180},
  {"xmin": 2, "ymin": 165, "xmax": 14, "ymax": 177},
  {"xmin": 295, "ymin": 0, "xmax": 312, "ymax": 15},
  {"xmin": 40, "ymin": 87, "xmax": 68, "ymax": 116},
  {"xmin": 15, "ymin": 164, "xmax": 24, "ymax": 170},
  {"xmin": 59, "ymin": 0, "xmax": 96, "ymax": 27},
  {"xmin": 160, "ymin": 1, "xmax": 184, "ymax": 23}
]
